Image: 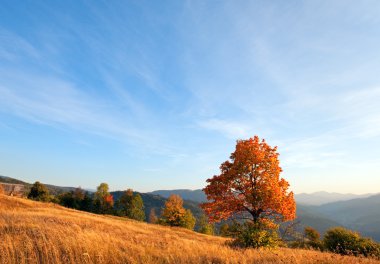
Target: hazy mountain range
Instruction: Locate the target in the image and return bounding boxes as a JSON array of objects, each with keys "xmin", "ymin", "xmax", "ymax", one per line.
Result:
[
  {"xmin": 1, "ymin": 175, "xmax": 379, "ymax": 241},
  {"xmin": 150, "ymin": 189, "xmax": 377, "ymax": 205},
  {"xmin": 149, "ymin": 189, "xmax": 380, "ymax": 241}
]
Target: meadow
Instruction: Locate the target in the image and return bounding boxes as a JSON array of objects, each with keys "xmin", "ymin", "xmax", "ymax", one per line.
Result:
[{"xmin": 1, "ymin": 194, "xmax": 379, "ymax": 264}]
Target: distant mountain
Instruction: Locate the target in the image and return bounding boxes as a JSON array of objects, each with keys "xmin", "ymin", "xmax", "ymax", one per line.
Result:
[
  {"xmin": 149, "ymin": 189, "xmax": 207, "ymax": 203},
  {"xmin": 313, "ymin": 194, "xmax": 380, "ymax": 241},
  {"xmin": 0, "ymin": 175, "xmax": 77, "ymax": 196},
  {"xmin": 295, "ymin": 191, "xmax": 375, "ymax": 206},
  {"xmin": 295, "ymin": 204, "xmax": 342, "ymax": 234},
  {"xmin": 150, "ymin": 189, "xmax": 377, "ymax": 206},
  {"xmin": 0, "ymin": 175, "xmax": 29, "ymax": 185}
]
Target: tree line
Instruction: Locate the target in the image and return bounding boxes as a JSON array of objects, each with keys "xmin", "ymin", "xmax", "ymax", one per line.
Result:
[{"xmin": 26, "ymin": 181, "xmax": 213, "ymax": 234}]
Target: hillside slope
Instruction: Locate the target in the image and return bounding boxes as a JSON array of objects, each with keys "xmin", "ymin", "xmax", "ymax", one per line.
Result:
[{"xmin": 1, "ymin": 195, "xmax": 379, "ymax": 264}]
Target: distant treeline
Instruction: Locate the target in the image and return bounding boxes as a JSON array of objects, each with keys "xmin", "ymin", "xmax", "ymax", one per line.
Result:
[{"xmin": 25, "ymin": 181, "xmax": 213, "ymax": 235}]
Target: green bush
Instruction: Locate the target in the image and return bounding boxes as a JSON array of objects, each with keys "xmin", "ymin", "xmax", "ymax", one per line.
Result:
[
  {"xmin": 323, "ymin": 227, "xmax": 380, "ymax": 258},
  {"xmin": 231, "ymin": 221, "xmax": 280, "ymax": 248}
]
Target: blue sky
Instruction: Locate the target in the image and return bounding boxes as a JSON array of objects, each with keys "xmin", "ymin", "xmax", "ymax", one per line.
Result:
[{"xmin": 1, "ymin": 1, "xmax": 380, "ymax": 194}]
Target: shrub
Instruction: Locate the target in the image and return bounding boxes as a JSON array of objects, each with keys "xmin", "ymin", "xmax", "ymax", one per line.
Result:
[
  {"xmin": 358, "ymin": 238, "xmax": 380, "ymax": 258},
  {"xmin": 230, "ymin": 221, "xmax": 280, "ymax": 248},
  {"xmin": 323, "ymin": 227, "xmax": 380, "ymax": 258},
  {"xmin": 304, "ymin": 226, "xmax": 323, "ymax": 250}
]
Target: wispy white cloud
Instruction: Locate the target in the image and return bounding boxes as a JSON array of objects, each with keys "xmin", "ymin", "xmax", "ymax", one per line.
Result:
[
  {"xmin": 0, "ymin": 71, "xmax": 160, "ymax": 151},
  {"xmin": 0, "ymin": 28, "xmax": 40, "ymax": 61},
  {"xmin": 197, "ymin": 118, "xmax": 251, "ymax": 139}
]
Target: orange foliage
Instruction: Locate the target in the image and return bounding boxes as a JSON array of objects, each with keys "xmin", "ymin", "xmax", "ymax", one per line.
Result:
[
  {"xmin": 201, "ymin": 136, "xmax": 296, "ymax": 224},
  {"xmin": 105, "ymin": 194, "xmax": 114, "ymax": 207},
  {"xmin": 161, "ymin": 194, "xmax": 186, "ymax": 226}
]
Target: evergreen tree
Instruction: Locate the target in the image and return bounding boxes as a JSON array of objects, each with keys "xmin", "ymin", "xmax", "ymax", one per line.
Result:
[{"xmin": 28, "ymin": 181, "xmax": 50, "ymax": 202}]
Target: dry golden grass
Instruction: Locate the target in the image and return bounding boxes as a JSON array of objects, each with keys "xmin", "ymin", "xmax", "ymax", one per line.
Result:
[{"xmin": 1, "ymin": 194, "xmax": 379, "ymax": 264}]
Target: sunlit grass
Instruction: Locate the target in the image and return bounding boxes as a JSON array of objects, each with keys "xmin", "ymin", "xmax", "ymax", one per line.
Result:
[{"xmin": 0, "ymin": 194, "xmax": 379, "ymax": 264}]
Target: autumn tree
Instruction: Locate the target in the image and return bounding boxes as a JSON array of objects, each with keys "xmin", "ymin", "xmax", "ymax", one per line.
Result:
[
  {"xmin": 201, "ymin": 136, "xmax": 296, "ymax": 247},
  {"xmin": 94, "ymin": 183, "xmax": 114, "ymax": 214},
  {"xmin": 159, "ymin": 194, "xmax": 196, "ymax": 230},
  {"xmin": 28, "ymin": 181, "xmax": 50, "ymax": 202},
  {"xmin": 160, "ymin": 194, "xmax": 186, "ymax": 226}
]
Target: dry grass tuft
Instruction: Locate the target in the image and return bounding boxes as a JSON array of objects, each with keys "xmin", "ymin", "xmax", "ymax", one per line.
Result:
[{"xmin": 1, "ymin": 194, "xmax": 379, "ymax": 264}]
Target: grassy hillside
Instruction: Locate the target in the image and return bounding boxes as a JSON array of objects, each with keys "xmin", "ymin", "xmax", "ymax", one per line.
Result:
[{"xmin": 1, "ymin": 195, "xmax": 379, "ymax": 264}]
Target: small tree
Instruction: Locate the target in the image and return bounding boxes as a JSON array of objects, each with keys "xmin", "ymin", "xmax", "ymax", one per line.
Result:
[
  {"xmin": 73, "ymin": 187, "xmax": 85, "ymax": 201},
  {"xmin": 159, "ymin": 194, "xmax": 195, "ymax": 230},
  {"xmin": 160, "ymin": 194, "xmax": 186, "ymax": 227},
  {"xmin": 28, "ymin": 181, "xmax": 50, "ymax": 202},
  {"xmin": 117, "ymin": 189, "xmax": 134, "ymax": 216},
  {"xmin": 181, "ymin": 209, "xmax": 196, "ymax": 230},
  {"xmin": 94, "ymin": 183, "xmax": 113, "ymax": 214},
  {"xmin": 198, "ymin": 214, "xmax": 214, "ymax": 235},
  {"xmin": 149, "ymin": 208, "xmax": 158, "ymax": 224},
  {"xmin": 129, "ymin": 194, "xmax": 145, "ymax": 221}
]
